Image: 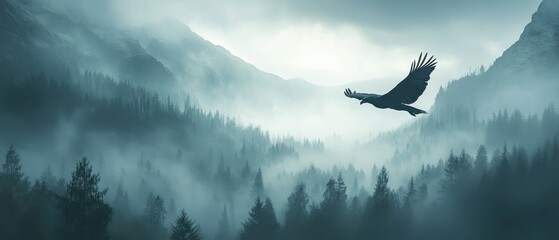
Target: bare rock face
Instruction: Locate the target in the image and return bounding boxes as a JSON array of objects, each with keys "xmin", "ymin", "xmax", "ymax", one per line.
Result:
[{"xmin": 490, "ymin": 0, "xmax": 559, "ymax": 74}]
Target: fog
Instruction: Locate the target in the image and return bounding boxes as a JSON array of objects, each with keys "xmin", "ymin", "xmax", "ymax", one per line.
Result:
[{"xmin": 1, "ymin": 0, "xmax": 559, "ymax": 239}]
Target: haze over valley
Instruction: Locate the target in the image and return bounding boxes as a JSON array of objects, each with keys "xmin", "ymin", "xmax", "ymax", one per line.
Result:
[{"xmin": 1, "ymin": 0, "xmax": 559, "ymax": 240}]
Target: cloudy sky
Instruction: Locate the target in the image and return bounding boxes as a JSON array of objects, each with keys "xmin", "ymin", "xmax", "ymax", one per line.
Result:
[
  {"xmin": 48, "ymin": 0, "xmax": 543, "ymax": 139},
  {"xmin": 160, "ymin": 0, "xmax": 540, "ymax": 109},
  {"xmin": 176, "ymin": 0, "xmax": 541, "ymax": 86},
  {"xmin": 58, "ymin": 0, "xmax": 541, "ymax": 106}
]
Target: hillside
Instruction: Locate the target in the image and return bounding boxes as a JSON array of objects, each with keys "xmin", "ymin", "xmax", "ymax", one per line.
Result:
[
  {"xmin": 434, "ymin": 0, "xmax": 559, "ymax": 116},
  {"xmin": 375, "ymin": 0, "xmax": 559, "ymax": 167},
  {"xmin": 0, "ymin": 0, "xmax": 415, "ymax": 140}
]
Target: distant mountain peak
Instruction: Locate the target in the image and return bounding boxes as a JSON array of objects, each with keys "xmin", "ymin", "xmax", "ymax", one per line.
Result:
[
  {"xmin": 490, "ymin": 0, "xmax": 559, "ymax": 74},
  {"xmin": 432, "ymin": 0, "xmax": 559, "ymax": 118}
]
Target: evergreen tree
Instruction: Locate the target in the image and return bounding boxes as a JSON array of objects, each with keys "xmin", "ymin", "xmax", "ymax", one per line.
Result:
[
  {"xmin": 511, "ymin": 145, "xmax": 528, "ymax": 177},
  {"xmin": 371, "ymin": 167, "xmax": 391, "ymax": 210},
  {"xmin": 251, "ymin": 168, "xmax": 264, "ymax": 198},
  {"xmin": 58, "ymin": 158, "xmax": 112, "ymax": 240},
  {"xmin": 336, "ymin": 174, "xmax": 348, "ymax": 210},
  {"xmin": 283, "ymin": 183, "xmax": 309, "ymax": 239},
  {"xmin": 321, "ymin": 174, "xmax": 347, "ymax": 212},
  {"xmin": 0, "ymin": 145, "xmax": 30, "ymax": 194},
  {"xmin": 403, "ymin": 177, "xmax": 417, "ymax": 209},
  {"xmin": 262, "ymin": 198, "xmax": 280, "ymax": 238},
  {"xmin": 239, "ymin": 197, "xmax": 279, "ymax": 240},
  {"xmin": 241, "ymin": 161, "xmax": 251, "ymax": 181},
  {"xmin": 417, "ymin": 183, "xmax": 428, "ymax": 204},
  {"xmin": 362, "ymin": 166, "xmax": 398, "ymax": 239},
  {"xmin": 440, "ymin": 150, "xmax": 471, "ymax": 195},
  {"xmin": 170, "ymin": 210, "xmax": 201, "ymax": 240},
  {"xmin": 214, "ymin": 207, "xmax": 231, "ymax": 240},
  {"xmin": 474, "ymin": 145, "xmax": 488, "ymax": 175},
  {"xmin": 496, "ymin": 145, "xmax": 510, "ymax": 180},
  {"xmin": 145, "ymin": 192, "xmax": 167, "ymax": 237},
  {"xmin": 0, "ymin": 145, "xmax": 31, "ymax": 240},
  {"xmin": 309, "ymin": 175, "xmax": 348, "ymax": 240}
]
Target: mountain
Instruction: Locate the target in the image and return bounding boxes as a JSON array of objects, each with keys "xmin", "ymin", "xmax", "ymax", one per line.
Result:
[
  {"xmin": 0, "ymin": 0, "xmax": 410, "ymax": 140},
  {"xmin": 433, "ymin": 0, "xmax": 559, "ymax": 117},
  {"xmin": 376, "ymin": 0, "xmax": 559, "ymax": 167}
]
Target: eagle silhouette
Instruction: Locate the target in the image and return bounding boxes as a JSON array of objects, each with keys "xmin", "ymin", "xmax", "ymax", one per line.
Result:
[{"xmin": 344, "ymin": 53, "xmax": 436, "ymax": 116}]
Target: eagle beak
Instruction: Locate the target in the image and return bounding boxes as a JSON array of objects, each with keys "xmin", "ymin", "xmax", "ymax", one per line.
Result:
[{"xmin": 360, "ymin": 100, "xmax": 365, "ymax": 105}]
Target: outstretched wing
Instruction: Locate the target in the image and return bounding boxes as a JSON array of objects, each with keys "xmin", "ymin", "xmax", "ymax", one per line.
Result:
[
  {"xmin": 344, "ymin": 88, "xmax": 380, "ymax": 100},
  {"xmin": 381, "ymin": 53, "xmax": 437, "ymax": 104}
]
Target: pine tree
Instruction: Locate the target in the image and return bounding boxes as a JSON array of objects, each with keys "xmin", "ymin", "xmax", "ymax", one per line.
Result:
[
  {"xmin": 474, "ymin": 145, "xmax": 488, "ymax": 175},
  {"xmin": 262, "ymin": 198, "xmax": 280, "ymax": 239},
  {"xmin": 241, "ymin": 161, "xmax": 251, "ymax": 181},
  {"xmin": 215, "ymin": 207, "xmax": 231, "ymax": 240},
  {"xmin": 0, "ymin": 145, "xmax": 30, "ymax": 194},
  {"xmin": 145, "ymin": 192, "xmax": 167, "ymax": 236},
  {"xmin": 170, "ymin": 210, "xmax": 201, "ymax": 240},
  {"xmin": 321, "ymin": 175, "xmax": 347, "ymax": 212},
  {"xmin": 440, "ymin": 150, "xmax": 471, "ymax": 195},
  {"xmin": 284, "ymin": 183, "xmax": 309, "ymax": 228},
  {"xmin": 362, "ymin": 166, "xmax": 397, "ymax": 240},
  {"xmin": 58, "ymin": 158, "xmax": 112, "ymax": 240},
  {"xmin": 251, "ymin": 168, "xmax": 264, "ymax": 198},
  {"xmin": 0, "ymin": 146, "xmax": 30, "ymax": 240},
  {"xmin": 403, "ymin": 177, "xmax": 417, "ymax": 209},
  {"xmin": 284, "ymin": 183, "xmax": 309, "ymax": 239},
  {"xmin": 417, "ymin": 183, "xmax": 428, "ymax": 204},
  {"xmin": 371, "ymin": 167, "xmax": 391, "ymax": 209},
  {"xmin": 336, "ymin": 174, "xmax": 348, "ymax": 210},
  {"xmin": 239, "ymin": 197, "xmax": 279, "ymax": 240}
]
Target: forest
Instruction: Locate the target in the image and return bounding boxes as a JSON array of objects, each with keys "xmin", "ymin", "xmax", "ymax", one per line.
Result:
[
  {"xmin": 2, "ymin": 0, "xmax": 559, "ymax": 239},
  {"xmin": 1, "ymin": 74, "xmax": 558, "ymax": 239},
  {"xmin": 2, "ymin": 133, "xmax": 558, "ymax": 240},
  {"xmin": 1, "ymin": 63, "xmax": 559, "ymax": 240}
]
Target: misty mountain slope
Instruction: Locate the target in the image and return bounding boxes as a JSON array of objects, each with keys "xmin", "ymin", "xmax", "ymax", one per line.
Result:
[
  {"xmin": 0, "ymin": 72, "xmax": 314, "ymax": 169},
  {"xmin": 1, "ymin": 0, "xmax": 411, "ymax": 140},
  {"xmin": 0, "ymin": 0, "xmax": 67, "ymax": 78},
  {"xmin": 434, "ymin": 0, "xmax": 559, "ymax": 116},
  {"xmin": 369, "ymin": 0, "xmax": 559, "ymax": 167},
  {"xmin": 0, "ymin": 0, "xmax": 177, "ymax": 92}
]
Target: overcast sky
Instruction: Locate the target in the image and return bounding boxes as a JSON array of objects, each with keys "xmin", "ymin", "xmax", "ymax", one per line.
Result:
[
  {"xmin": 55, "ymin": 0, "xmax": 542, "ymax": 107},
  {"xmin": 47, "ymin": 0, "xmax": 543, "ymax": 139},
  {"xmin": 168, "ymin": 0, "xmax": 541, "ymax": 107}
]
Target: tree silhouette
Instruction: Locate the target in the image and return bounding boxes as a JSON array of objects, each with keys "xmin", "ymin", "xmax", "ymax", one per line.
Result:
[
  {"xmin": 239, "ymin": 197, "xmax": 279, "ymax": 240},
  {"xmin": 58, "ymin": 158, "xmax": 112, "ymax": 240},
  {"xmin": 144, "ymin": 193, "xmax": 167, "ymax": 238},
  {"xmin": 0, "ymin": 146, "xmax": 30, "ymax": 240},
  {"xmin": 321, "ymin": 174, "xmax": 347, "ymax": 212},
  {"xmin": 362, "ymin": 166, "xmax": 398, "ymax": 240},
  {"xmin": 283, "ymin": 183, "xmax": 309, "ymax": 239},
  {"xmin": 251, "ymin": 168, "xmax": 264, "ymax": 198},
  {"xmin": 0, "ymin": 145, "xmax": 29, "ymax": 194},
  {"xmin": 170, "ymin": 210, "xmax": 201, "ymax": 240},
  {"xmin": 440, "ymin": 150, "xmax": 471, "ymax": 196},
  {"xmin": 403, "ymin": 177, "xmax": 417, "ymax": 210},
  {"xmin": 474, "ymin": 145, "xmax": 488, "ymax": 175},
  {"xmin": 309, "ymin": 174, "xmax": 348, "ymax": 240}
]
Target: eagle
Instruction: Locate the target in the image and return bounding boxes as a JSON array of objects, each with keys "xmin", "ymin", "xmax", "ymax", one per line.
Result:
[{"xmin": 344, "ymin": 53, "xmax": 436, "ymax": 117}]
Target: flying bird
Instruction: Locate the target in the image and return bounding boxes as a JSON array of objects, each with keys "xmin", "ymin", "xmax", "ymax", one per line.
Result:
[{"xmin": 344, "ymin": 53, "xmax": 436, "ymax": 116}]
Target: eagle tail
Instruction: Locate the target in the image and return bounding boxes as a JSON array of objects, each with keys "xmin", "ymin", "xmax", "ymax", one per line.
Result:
[{"xmin": 403, "ymin": 105, "xmax": 426, "ymax": 117}]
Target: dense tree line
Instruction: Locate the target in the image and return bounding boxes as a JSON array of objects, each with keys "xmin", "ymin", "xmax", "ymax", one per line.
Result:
[
  {"xmin": 236, "ymin": 139, "xmax": 559, "ymax": 240},
  {"xmin": 3, "ymin": 137, "xmax": 558, "ymax": 240},
  {"xmin": 0, "ymin": 73, "xmax": 320, "ymax": 202},
  {"xmin": 0, "ymin": 146, "xmax": 202, "ymax": 240}
]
